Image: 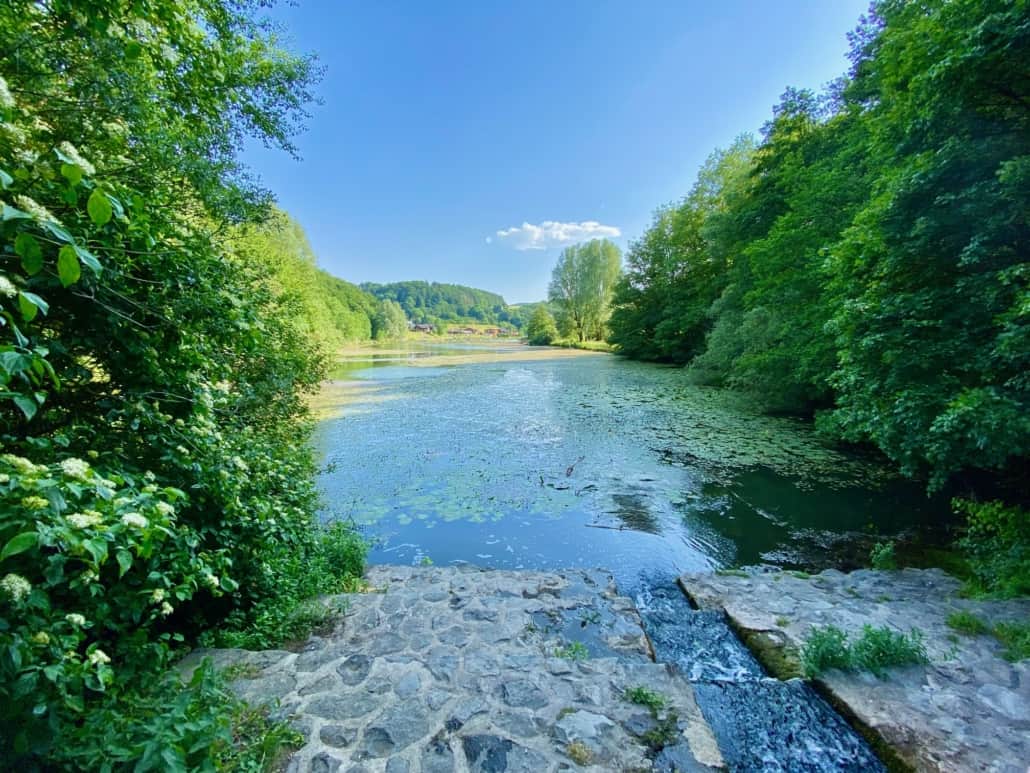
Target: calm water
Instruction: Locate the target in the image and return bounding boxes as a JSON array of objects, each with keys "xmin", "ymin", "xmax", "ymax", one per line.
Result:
[{"xmin": 315, "ymin": 344, "xmax": 946, "ymax": 591}]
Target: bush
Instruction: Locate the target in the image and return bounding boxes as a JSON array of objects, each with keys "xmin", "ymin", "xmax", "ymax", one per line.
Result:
[
  {"xmin": 802, "ymin": 624, "xmax": 928, "ymax": 678},
  {"xmin": 869, "ymin": 541, "xmax": 897, "ymax": 570},
  {"xmin": 955, "ymin": 499, "xmax": 1030, "ymax": 598}
]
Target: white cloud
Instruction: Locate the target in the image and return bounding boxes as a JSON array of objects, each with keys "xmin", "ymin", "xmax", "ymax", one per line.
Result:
[
  {"xmin": 485, "ymin": 236, "xmax": 493, "ymax": 244},
  {"xmin": 494, "ymin": 220, "xmax": 620, "ymax": 251}
]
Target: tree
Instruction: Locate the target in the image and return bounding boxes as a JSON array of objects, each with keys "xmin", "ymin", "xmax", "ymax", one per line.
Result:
[
  {"xmin": 525, "ymin": 305, "xmax": 559, "ymax": 345},
  {"xmin": 372, "ymin": 299, "xmax": 408, "ymax": 340},
  {"xmin": 548, "ymin": 239, "xmax": 622, "ymax": 341}
]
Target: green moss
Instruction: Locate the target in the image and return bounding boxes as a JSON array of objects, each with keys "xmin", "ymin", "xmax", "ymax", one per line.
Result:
[{"xmin": 566, "ymin": 740, "xmax": 593, "ymax": 765}]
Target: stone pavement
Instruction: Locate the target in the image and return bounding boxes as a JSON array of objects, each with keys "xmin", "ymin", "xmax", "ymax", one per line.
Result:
[
  {"xmin": 680, "ymin": 567, "xmax": 1030, "ymax": 773},
  {"xmin": 181, "ymin": 565, "xmax": 724, "ymax": 772}
]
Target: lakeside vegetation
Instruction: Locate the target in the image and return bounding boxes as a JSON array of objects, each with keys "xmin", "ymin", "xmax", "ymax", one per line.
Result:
[
  {"xmin": 605, "ymin": 0, "xmax": 1028, "ymax": 591},
  {"xmin": 0, "ymin": 0, "xmax": 366, "ymax": 765}
]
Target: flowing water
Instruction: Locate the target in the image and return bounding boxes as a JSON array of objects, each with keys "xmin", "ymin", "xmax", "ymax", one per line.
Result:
[{"xmin": 314, "ymin": 343, "xmax": 947, "ymax": 770}]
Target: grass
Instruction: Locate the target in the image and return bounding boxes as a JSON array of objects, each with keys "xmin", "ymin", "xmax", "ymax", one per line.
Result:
[
  {"xmin": 869, "ymin": 540, "xmax": 897, "ymax": 570},
  {"xmin": 554, "ymin": 641, "xmax": 589, "ymax": 661},
  {"xmin": 946, "ymin": 610, "xmax": 989, "ymax": 636},
  {"xmin": 623, "ymin": 686, "xmax": 678, "ymax": 752},
  {"xmin": 802, "ymin": 624, "xmax": 928, "ymax": 678},
  {"xmin": 992, "ymin": 621, "xmax": 1030, "ymax": 662}
]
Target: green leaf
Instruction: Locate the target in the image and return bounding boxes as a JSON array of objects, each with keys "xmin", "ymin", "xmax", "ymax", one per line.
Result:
[
  {"xmin": 58, "ymin": 245, "xmax": 81, "ymax": 286},
  {"xmin": 0, "ymin": 168, "xmax": 12, "ymax": 189},
  {"xmin": 1, "ymin": 531, "xmax": 38, "ymax": 560},
  {"xmin": 17, "ymin": 293, "xmax": 38, "ymax": 322},
  {"xmin": 1, "ymin": 204, "xmax": 31, "ymax": 221},
  {"xmin": 18, "ymin": 291, "xmax": 48, "ymax": 317},
  {"xmin": 74, "ymin": 244, "xmax": 102, "ymax": 274},
  {"xmin": 13, "ymin": 394, "xmax": 38, "ymax": 420},
  {"xmin": 61, "ymin": 163, "xmax": 83, "ymax": 186},
  {"xmin": 116, "ymin": 549, "xmax": 132, "ymax": 578},
  {"xmin": 87, "ymin": 190, "xmax": 112, "ymax": 226},
  {"xmin": 44, "ymin": 221, "xmax": 74, "ymax": 243},
  {"xmin": 15, "ymin": 233, "xmax": 43, "ymax": 274}
]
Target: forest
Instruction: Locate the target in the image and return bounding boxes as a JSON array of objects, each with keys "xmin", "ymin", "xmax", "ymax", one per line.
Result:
[
  {"xmin": 608, "ymin": 0, "xmax": 1028, "ymax": 520},
  {"xmin": 362, "ymin": 280, "xmax": 532, "ymax": 330}
]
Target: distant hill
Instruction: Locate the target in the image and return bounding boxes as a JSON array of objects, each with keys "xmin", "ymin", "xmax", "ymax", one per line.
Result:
[{"xmin": 361, "ymin": 280, "xmax": 534, "ymax": 329}]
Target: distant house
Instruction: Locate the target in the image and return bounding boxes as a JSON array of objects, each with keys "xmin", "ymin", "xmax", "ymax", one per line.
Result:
[
  {"xmin": 482, "ymin": 327, "xmax": 501, "ymax": 337},
  {"xmin": 411, "ymin": 323, "xmax": 434, "ymax": 333}
]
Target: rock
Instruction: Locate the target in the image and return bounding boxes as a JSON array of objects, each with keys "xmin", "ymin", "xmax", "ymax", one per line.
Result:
[
  {"xmin": 309, "ymin": 752, "xmax": 342, "ymax": 773},
  {"xmin": 320, "ymin": 724, "xmax": 357, "ymax": 748},
  {"xmin": 385, "ymin": 758, "xmax": 410, "ymax": 773},
  {"xmin": 500, "ymin": 679, "xmax": 548, "ymax": 709},
  {"xmin": 335, "ymin": 654, "xmax": 372, "ymax": 686},
  {"xmin": 421, "ymin": 735, "xmax": 456, "ymax": 773},
  {"xmin": 553, "ymin": 710, "xmax": 615, "ymax": 749},
  {"xmin": 363, "ymin": 704, "xmax": 432, "ymax": 753},
  {"xmin": 394, "ymin": 671, "xmax": 421, "ymax": 698},
  {"xmin": 305, "ymin": 692, "xmax": 379, "ymax": 720}
]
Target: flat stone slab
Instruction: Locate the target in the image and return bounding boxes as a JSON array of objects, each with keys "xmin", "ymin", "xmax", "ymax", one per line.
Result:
[
  {"xmin": 181, "ymin": 565, "xmax": 723, "ymax": 772},
  {"xmin": 680, "ymin": 567, "xmax": 1030, "ymax": 773}
]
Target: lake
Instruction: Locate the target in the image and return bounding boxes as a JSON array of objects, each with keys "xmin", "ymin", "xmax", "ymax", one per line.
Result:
[{"xmin": 314, "ymin": 342, "xmax": 947, "ymax": 592}]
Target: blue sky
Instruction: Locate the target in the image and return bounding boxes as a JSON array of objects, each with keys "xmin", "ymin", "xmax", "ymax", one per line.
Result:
[{"xmin": 244, "ymin": 0, "xmax": 870, "ymax": 303}]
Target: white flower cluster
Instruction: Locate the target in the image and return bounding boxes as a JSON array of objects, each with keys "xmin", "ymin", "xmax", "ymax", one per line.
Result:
[
  {"xmin": 89, "ymin": 649, "xmax": 111, "ymax": 666},
  {"xmin": 0, "ymin": 75, "xmax": 14, "ymax": 109},
  {"xmin": 14, "ymin": 195, "xmax": 58, "ymax": 224},
  {"xmin": 203, "ymin": 574, "xmax": 220, "ymax": 590},
  {"xmin": 1, "ymin": 573, "xmax": 31, "ymax": 602},
  {"xmin": 67, "ymin": 511, "xmax": 104, "ymax": 529},
  {"xmin": 65, "ymin": 613, "xmax": 86, "ymax": 626},
  {"xmin": 151, "ymin": 588, "xmax": 165, "ymax": 603},
  {"xmin": 57, "ymin": 141, "xmax": 96, "ymax": 176},
  {"xmin": 120, "ymin": 512, "xmax": 148, "ymax": 529},
  {"xmin": 59, "ymin": 457, "xmax": 91, "ymax": 481},
  {"xmin": 160, "ymin": 601, "xmax": 174, "ymax": 616},
  {"xmin": 154, "ymin": 501, "xmax": 174, "ymax": 517},
  {"xmin": 0, "ymin": 274, "xmax": 17, "ymax": 299},
  {"xmin": 2, "ymin": 454, "xmax": 45, "ymax": 475}
]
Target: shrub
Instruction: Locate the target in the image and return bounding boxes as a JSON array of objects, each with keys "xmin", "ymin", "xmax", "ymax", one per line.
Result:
[
  {"xmin": 954, "ymin": 499, "xmax": 1030, "ymax": 598},
  {"xmin": 869, "ymin": 541, "xmax": 897, "ymax": 570}
]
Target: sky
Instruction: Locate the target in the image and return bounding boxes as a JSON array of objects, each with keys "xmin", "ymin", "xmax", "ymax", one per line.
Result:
[{"xmin": 243, "ymin": 0, "xmax": 871, "ymax": 304}]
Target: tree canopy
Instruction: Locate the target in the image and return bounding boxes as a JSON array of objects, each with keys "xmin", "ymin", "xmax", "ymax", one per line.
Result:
[
  {"xmin": 362, "ymin": 280, "xmax": 527, "ymax": 329},
  {"xmin": 607, "ymin": 0, "xmax": 1029, "ymax": 494},
  {"xmin": 548, "ymin": 239, "xmax": 622, "ymax": 342}
]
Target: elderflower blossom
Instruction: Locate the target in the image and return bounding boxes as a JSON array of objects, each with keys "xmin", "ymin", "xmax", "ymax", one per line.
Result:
[
  {"xmin": 0, "ymin": 473, "xmax": 9, "ymax": 484},
  {"xmin": 59, "ymin": 457, "xmax": 90, "ymax": 480},
  {"xmin": 32, "ymin": 631, "xmax": 50, "ymax": 645},
  {"xmin": 0, "ymin": 75, "xmax": 14, "ymax": 109},
  {"xmin": 66, "ymin": 613, "xmax": 86, "ymax": 627},
  {"xmin": 57, "ymin": 141, "xmax": 95, "ymax": 176},
  {"xmin": 154, "ymin": 501, "xmax": 174, "ymax": 517},
  {"xmin": 21, "ymin": 495, "xmax": 49, "ymax": 510},
  {"xmin": 14, "ymin": 195, "xmax": 57, "ymax": 224},
  {"xmin": 67, "ymin": 511, "xmax": 103, "ymax": 529},
  {"xmin": 1, "ymin": 455, "xmax": 42, "ymax": 475},
  {"xmin": 151, "ymin": 588, "xmax": 165, "ymax": 603},
  {"xmin": 1, "ymin": 573, "xmax": 31, "ymax": 602},
  {"xmin": 0, "ymin": 275, "xmax": 17, "ymax": 299},
  {"xmin": 203, "ymin": 574, "xmax": 220, "ymax": 590},
  {"xmin": 89, "ymin": 649, "xmax": 111, "ymax": 666},
  {"xmin": 160, "ymin": 601, "xmax": 174, "ymax": 616},
  {"xmin": 120, "ymin": 512, "xmax": 147, "ymax": 529}
]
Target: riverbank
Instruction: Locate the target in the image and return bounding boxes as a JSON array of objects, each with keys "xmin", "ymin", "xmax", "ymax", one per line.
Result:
[
  {"xmin": 181, "ymin": 565, "xmax": 724, "ymax": 772},
  {"xmin": 680, "ymin": 567, "xmax": 1030, "ymax": 772}
]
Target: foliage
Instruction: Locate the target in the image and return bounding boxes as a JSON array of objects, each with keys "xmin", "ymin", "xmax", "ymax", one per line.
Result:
[
  {"xmin": 548, "ymin": 239, "xmax": 622, "ymax": 342},
  {"xmin": 606, "ymin": 0, "xmax": 1029, "ymax": 490},
  {"xmin": 50, "ymin": 660, "xmax": 302, "ymax": 773},
  {"xmin": 372, "ymin": 299, "xmax": 408, "ymax": 340},
  {"xmin": 231, "ymin": 210, "xmax": 376, "ymax": 347},
  {"xmin": 525, "ymin": 305, "xmax": 559, "ymax": 345},
  {"xmin": 955, "ymin": 499, "xmax": 1030, "ymax": 598},
  {"xmin": 802, "ymin": 624, "xmax": 928, "ymax": 678},
  {"xmin": 565, "ymin": 740, "xmax": 592, "ymax": 766},
  {"xmin": 553, "ymin": 641, "xmax": 589, "ymax": 661},
  {"xmin": 624, "ymin": 685, "xmax": 667, "ymax": 712},
  {"xmin": 0, "ymin": 0, "xmax": 365, "ymax": 765},
  {"xmin": 869, "ymin": 541, "xmax": 897, "ymax": 570},
  {"xmin": 946, "ymin": 610, "xmax": 988, "ymax": 636},
  {"xmin": 992, "ymin": 621, "xmax": 1030, "ymax": 662},
  {"xmin": 363, "ymin": 280, "xmax": 525, "ymax": 329}
]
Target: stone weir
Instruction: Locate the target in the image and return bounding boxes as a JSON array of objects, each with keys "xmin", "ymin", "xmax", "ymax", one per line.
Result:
[
  {"xmin": 181, "ymin": 565, "xmax": 725, "ymax": 772},
  {"xmin": 679, "ymin": 568, "xmax": 1030, "ymax": 773}
]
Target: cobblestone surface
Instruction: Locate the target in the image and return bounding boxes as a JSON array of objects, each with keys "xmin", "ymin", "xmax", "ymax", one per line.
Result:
[{"xmin": 181, "ymin": 565, "xmax": 724, "ymax": 772}]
